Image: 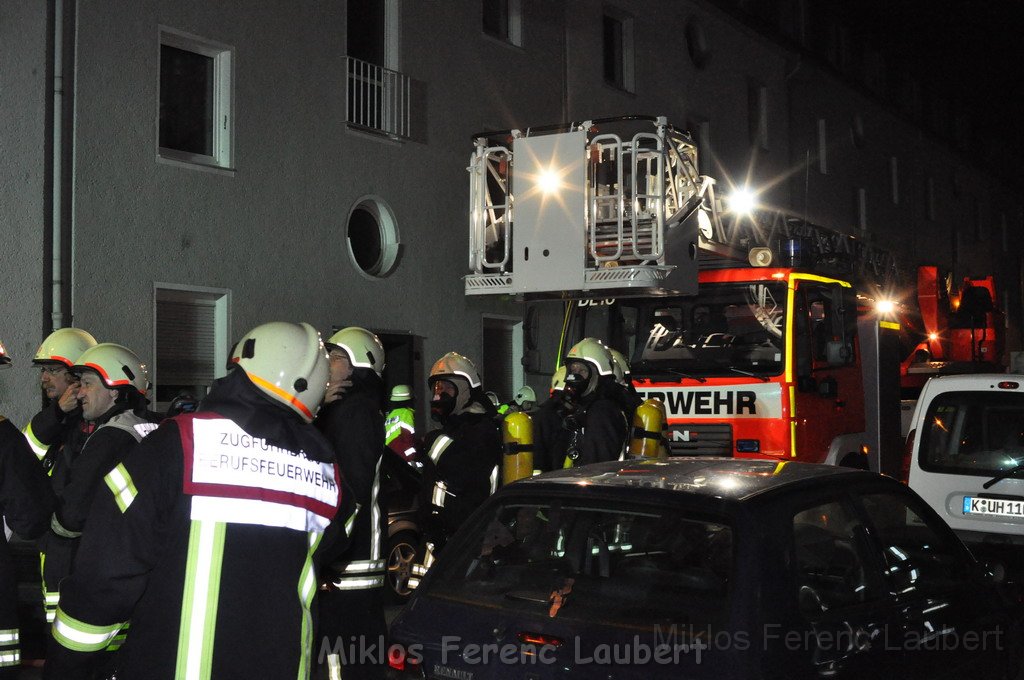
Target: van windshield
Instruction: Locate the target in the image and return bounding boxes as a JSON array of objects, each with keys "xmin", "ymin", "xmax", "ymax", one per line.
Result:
[
  {"xmin": 426, "ymin": 499, "xmax": 733, "ymax": 629},
  {"xmin": 919, "ymin": 391, "xmax": 1024, "ymax": 476}
]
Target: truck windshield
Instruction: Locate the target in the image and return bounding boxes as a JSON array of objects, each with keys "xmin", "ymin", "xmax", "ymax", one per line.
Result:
[
  {"xmin": 427, "ymin": 499, "xmax": 733, "ymax": 630},
  {"xmin": 623, "ymin": 283, "xmax": 786, "ymax": 379},
  {"xmin": 919, "ymin": 391, "xmax": 1024, "ymax": 476}
]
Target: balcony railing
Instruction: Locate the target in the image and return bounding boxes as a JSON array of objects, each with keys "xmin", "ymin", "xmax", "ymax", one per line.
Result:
[{"xmin": 346, "ymin": 56, "xmax": 411, "ymax": 139}]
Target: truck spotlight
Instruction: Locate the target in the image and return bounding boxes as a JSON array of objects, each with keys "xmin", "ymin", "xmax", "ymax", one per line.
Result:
[
  {"xmin": 748, "ymin": 247, "xmax": 774, "ymax": 267},
  {"xmin": 876, "ymin": 299, "xmax": 896, "ymax": 315},
  {"xmin": 928, "ymin": 332, "xmax": 939, "ymax": 341},
  {"xmin": 728, "ymin": 188, "xmax": 756, "ymax": 216}
]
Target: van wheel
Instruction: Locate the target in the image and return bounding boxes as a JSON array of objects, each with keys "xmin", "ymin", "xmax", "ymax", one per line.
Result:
[{"xmin": 839, "ymin": 452, "xmax": 869, "ymax": 470}]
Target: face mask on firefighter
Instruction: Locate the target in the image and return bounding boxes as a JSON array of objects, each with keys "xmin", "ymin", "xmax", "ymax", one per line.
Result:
[{"xmin": 430, "ymin": 379, "xmax": 458, "ymax": 422}]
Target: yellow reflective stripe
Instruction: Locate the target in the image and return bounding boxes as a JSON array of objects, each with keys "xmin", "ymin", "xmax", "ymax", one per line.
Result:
[
  {"xmin": 341, "ymin": 559, "xmax": 386, "ymax": 573},
  {"xmin": 330, "ymin": 575, "xmax": 385, "ymax": 590},
  {"xmin": 428, "ymin": 435, "xmax": 454, "ymax": 464},
  {"xmin": 52, "ymin": 609, "xmax": 123, "ymax": 653},
  {"xmin": 297, "ymin": 531, "xmax": 323, "ymax": 680},
  {"xmin": 175, "ymin": 521, "xmax": 226, "ymax": 680},
  {"xmin": 0, "ymin": 651, "xmax": 19, "ymax": 667},
  {"xmin": 880, "ymin": 320, "xmax": 900, "ymax": 330},
  {"xmin": 489, "ymin": 465, "xmax": 499, "ymax": 494},
  {"xmin": 0, "ymin": 629, "xmax": 18, "ymax": 645},
  {"xmin": 370, "ymin": 458, "xmax": 383, "ymax": 561},
  {"xmin": 22, "ymin": 422, "xmax": 48, "ymax": 459},
  {"xmin": 104, "ymin": 463, "xmax": 138, "ymax": 513},
  {"xmin": 344, "ymin": 505, "xmax": 359, "ymax": 537}
]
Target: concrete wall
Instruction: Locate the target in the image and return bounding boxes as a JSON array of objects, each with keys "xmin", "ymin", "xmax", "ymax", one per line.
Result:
[{"xmin": 0, "ymin": 1, "xmax": 49, "ymax": 425}]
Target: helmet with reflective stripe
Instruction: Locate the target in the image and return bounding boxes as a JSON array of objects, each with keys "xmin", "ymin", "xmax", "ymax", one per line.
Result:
[
  {"xmin": 325, "ymin": 327, "xmax": 385, "ymax": 377},
  {"xmin": 389, "ymin": 384, "xmax": 413, "ymax": 402},
  {"xmin": 33, "ymin": 328, "xmax": 97, "ymax": 367},
  {"xmin": 607, "ymin": 348, "xmax": 630, "ymax": 386},
  {"xmin": 513, "ymin": 385, "xmax": 536, "ymax": 406},
  {"xmin": 428, "ymin": 352, "xmax": 481, "ymax": 389},
  {"xmin": 73, "ymin": 343, "xmax": 149, "ymax": 395},
  {"xmin": 564, "ymin": 338, "xmax": 615, "ymax": 377},
  {"xmin": 230, "ymin": 322, "xmax": 329, "ymax": 423},
  {"xmin": 0, "ymin": 339, "xmax": 11, "ymax": 368}
]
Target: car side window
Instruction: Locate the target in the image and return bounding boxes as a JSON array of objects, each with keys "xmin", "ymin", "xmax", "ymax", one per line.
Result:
[
  {"xmin": 791, "ymin": 500, "xmax": 876, "ymax": 616},
  {"xmin": 858, "ymin": 492, "xmax": 968, "ymax": 595}
]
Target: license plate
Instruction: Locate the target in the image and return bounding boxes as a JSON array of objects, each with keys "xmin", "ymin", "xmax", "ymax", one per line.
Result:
[{"xmin": 962, "ymin": 496, "xmax": 1024, "ymax": 518}]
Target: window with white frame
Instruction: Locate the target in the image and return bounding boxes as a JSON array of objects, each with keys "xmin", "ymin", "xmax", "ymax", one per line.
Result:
[
  {"xmin": 153, "ymin": 285, "xmax": 230, "ymax": 412},
  {"xmin": 483, "ymin": 0, "xmax": 522, "ymax": 46},
  {"xmin": 602, "ymin": 9, "xmax": 635, "ymax": 92},
  {"xmin": 158, "ymin": 28, "xmax": 233, "ymax": 169}
]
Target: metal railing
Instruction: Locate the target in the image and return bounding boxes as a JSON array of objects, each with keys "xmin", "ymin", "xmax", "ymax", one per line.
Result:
[{"xmin": 345, "ymin": 56, "xmax": 411, "ymax": 139}]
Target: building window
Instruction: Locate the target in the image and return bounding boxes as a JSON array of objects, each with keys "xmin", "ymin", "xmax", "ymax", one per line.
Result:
[
  {"xmin": 856, "ymin": 187, "xmax": 867, "ymax": 232},
  {"xmin": 153, "ymin": 285, "xmax": 230, "ymax": 412},
  {"xmin": 817, "ymin": 119, "xmax": 827, "ymax": 174},
  {"xmin": 483, "ymin": 0, "xmax": 522, "ymax": 46},
  {"xmin": 158, "ymin": 28, "xmax": 233, "ymax": 169},
  {"xmin": 602, "ymin": 9, "xmax": 635, "ymax": 92},
  {"xmin": 347, "ymin": 197, "xmax": 400, "ymax": 278},
  {"xmin": 685, "ymin": 17, "xmax": 710, "ymax": 69},
  {"xmin": 748, "ymin": 83, "xmax": 768, "ymax": 150},
  {"xmin": 890, "ymin": 156, "xmax": 899, "ymax": 205}
]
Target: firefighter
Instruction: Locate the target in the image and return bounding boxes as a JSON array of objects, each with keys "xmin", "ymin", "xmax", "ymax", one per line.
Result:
[
  {"xmin": 559, "ymin": 338, "xmax": 629, "ymax": 468},
  {"xmin": 40, "ymin": 343, "xmax": 154, "ymax": 639},
  {"xmin": 1, "ymin": 341, "xmax": 55, "ymax": 679},
  {"xmin": 509, "ymin": 385, "xmax": 537, "ymax": 413},
  {"xmin": 409, "ymin": 353, "xmax": 501, "ymax": 589},
  {"xmin": 532, "ymin": 367, "xmax": 568, "ymax": 473},
  {"xmin": 44, "ymin": 321, "xmax": 348, "ymax": 680},
  {"xmin": 23, "ymin": 327, "xmax": 97, "ymax": 464},
  {"xmin": 384, "ymin": 384, "xmax": 417, "ymax": 464},
  {"xmin": 315, "ymin": 327, "xmax": 388, "ymax": 680}
]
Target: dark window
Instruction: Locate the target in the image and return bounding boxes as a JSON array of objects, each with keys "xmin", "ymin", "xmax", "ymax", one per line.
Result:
[
  {"xmin": 348, "ymin": 0, "xmax": 385, "ymax": 65},
  {"xmin": 483, "ymin": 0, "xmax": 510, "ymax": 40},
  {"xmin": 791, "ymin": 500, "xmax": 878, "ymax": 615},
  {"xmin": 348, "ymin": 208, "xmax": 384, "ymax": 275},
  {"xmin": 859, "ymin": 492, "xmax": 968, "ymax": 595},
  {"xmin": 919, "ymin": 391, "xmax": 1024, "ymax": 476},
  {"xmin": 428, "ymin": 500, "xmax": 733, "ymax": 628},
  {"xmin": 159, "ymin": 45, "xmax": 214, "ymax": 156},
  {"xmin": 603, "ymin": 14, "xmax": 624, "ymax": 87}
]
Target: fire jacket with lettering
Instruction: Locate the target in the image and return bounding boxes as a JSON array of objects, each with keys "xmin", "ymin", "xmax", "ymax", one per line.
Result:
[
  {"xmin": 40, "ymin": 406, "xmax": 153, "ymax": 625},
  {"xmin": 1, "ymin": 416, "xmax": 55, "ymax": 676},
  {"xmin": 419, "ymin": 406, "xmax": 502, "ymax": 540},
  {"xmin": 43, "ymin": 371, "xmax": 350, "ymax": 680},
  {"xmin": 315, "ymin": 380, "xmax": 385, "ymax": 591},
  {"xmin": 384, "ymin": 406, "xmax": 416, "ymax": 463}
]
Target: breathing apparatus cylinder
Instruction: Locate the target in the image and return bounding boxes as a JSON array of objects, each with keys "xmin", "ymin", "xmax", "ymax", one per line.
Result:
[
  {"xmin": 502, "ymin": 411, "xmax": 535, "ymax": 484},
  {"xmin": 629, "ymin": 398, "xmax": 667, "ymax": 460}
]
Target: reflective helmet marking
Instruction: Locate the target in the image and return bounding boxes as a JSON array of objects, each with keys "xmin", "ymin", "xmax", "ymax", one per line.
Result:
[{"xmin": 245, "ymin": 371, "xmax": 315, "ymax": 422}]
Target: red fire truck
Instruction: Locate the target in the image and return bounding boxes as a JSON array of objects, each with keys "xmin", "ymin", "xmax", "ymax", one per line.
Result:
[{"xmin": 464, "ymin": 116, "xmax": 996, "ymax": 476}]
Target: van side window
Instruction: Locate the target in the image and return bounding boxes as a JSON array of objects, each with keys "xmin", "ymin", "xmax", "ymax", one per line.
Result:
[{"xmin": 919, "ymin": 391, "xmax": 1024, "ymax": 476}]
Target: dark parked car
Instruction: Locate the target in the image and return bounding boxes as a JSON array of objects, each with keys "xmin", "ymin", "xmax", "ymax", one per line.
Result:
[
  {"xmin": 387, "ymin": 458, "xmax": 1023, "ymax": 679},
  {"xmin": 380, "ymin": 449, "xmax": 422, "ymax": 604}
]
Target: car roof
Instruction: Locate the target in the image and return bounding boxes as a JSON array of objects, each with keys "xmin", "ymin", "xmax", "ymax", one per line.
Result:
[
  {"xmin": 517, "ymin": 457, "xmax": 873, "ymax": 502},
  {"xmin": 924, "ymin": 374, "xmax": 1024, "ymax": 390}
]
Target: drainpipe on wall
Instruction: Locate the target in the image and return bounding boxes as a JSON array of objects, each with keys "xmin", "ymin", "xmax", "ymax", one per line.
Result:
[{"xmin": 50, "ymin": 0, "xmax": 64, "ymax": 331}]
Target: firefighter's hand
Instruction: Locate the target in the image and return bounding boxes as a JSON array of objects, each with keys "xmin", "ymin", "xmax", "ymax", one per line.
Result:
[
  {"xmin": 58, "ymin": 384, "xmax": 80, "ymax": 413},
  {"xmin": 323, "ymin": 380, "xmax": 353, "ymax": 404}
]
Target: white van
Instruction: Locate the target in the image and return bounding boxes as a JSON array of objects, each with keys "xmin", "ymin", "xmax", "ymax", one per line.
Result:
[{"xmin": 905, "ymin": 374, "xmax": 1024, "ymax": 573}]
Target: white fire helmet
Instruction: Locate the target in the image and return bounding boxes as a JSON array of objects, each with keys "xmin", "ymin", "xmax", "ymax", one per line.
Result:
[
  {"xmin": 607, "ymin": 347, "xmax": 630, "ymax": 386},
  {"xmin": 325, "ymin": 327, "xmax": 386, "ymax": 377},
  {"xmin": 73, "ymin": 343, "xmax": 149, "ymax": 395},
  {"xmin": 428, "ymin": 352, "xmax": 482, "ymax": 389},
  {"xmin": 230, "ymin": 322, "xmax": 329, "ymax": 423},
  {"xmin": 33, "ymin": 328, "xmax": 97, "ymax": 367},
  {"xmin": 564, "ymin": 338, "xmax": 615, "ymax": 377}
]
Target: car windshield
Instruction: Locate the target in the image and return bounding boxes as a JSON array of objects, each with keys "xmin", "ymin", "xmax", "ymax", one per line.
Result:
[
  {"xmin": 427, "ymin": 498, "xmax": 733, "ymax": 630},
  {"xmin": 919, "ymin": 391, "xmax": 1024, "ymax": 476},
  {"xmin": 622, "ymin": 283, "xmax": 786, "ymax": 379}
]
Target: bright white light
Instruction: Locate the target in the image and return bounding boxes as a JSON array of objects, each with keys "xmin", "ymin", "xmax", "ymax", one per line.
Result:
[
  {"xmin": 876, "ymin": 299, "xmax": 896, "ymax": 314},
  {"xmin": 728, "ymin": 188, "xmax": 757, "ymax": 216},
  {"xmin": 928, "ymin": 332, "xmax": 939, "ymax": 341},
  {"xmin": 537, "ymin": 170, "xmax": 562, "ymax": 195}
]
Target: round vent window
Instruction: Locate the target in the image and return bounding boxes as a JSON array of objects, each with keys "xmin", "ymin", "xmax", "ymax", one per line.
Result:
[{"xmin": 346, "ymin": 197, "xmax": 400, "ymax": 278}]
